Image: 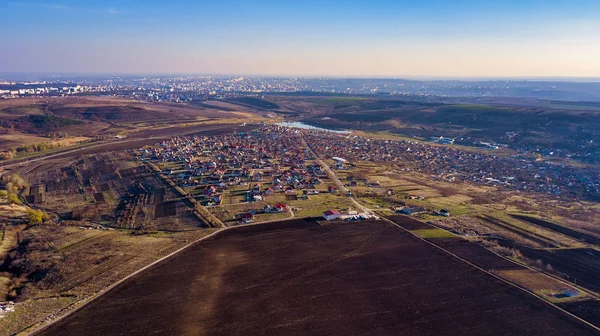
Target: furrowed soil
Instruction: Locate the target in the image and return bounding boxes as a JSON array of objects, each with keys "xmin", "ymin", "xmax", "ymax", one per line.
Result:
[
  {"xmin": 518, "ymin": 247, "xmax": 600, "ymax": 293},
  {"xmin": 38, "ymin": 219, "xmax": 597, "ymax": 336}
]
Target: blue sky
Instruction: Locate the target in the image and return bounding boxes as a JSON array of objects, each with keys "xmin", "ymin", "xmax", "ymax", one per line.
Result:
[{"xmin": 1, "ymin": 0, "xmax": 599, "ymax": 76}]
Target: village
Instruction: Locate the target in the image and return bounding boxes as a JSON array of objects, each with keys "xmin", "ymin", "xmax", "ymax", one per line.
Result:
[
  {"xmin": 136, "ymin": 124, "xmax": 600, "ymax": 225},
  {"xmin": 137, "ymin": 126, "xmax": 377, "ymax": 224},
  {"xmin": 301, "ymin": 130, "xmax": 600, "ymax": 202}
]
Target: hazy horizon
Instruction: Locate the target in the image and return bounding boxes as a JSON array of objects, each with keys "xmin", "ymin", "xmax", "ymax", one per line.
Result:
[
  {"xmin": 2, "ymin": 0, "xmax": 600, "ymax": 77},
  {"xmin": 3, "ymin": 72, "xmax": 600, "ymax": 83}
]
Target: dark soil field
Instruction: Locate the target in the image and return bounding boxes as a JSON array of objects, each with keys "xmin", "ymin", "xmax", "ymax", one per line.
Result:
[
  {"xmin": 433, "ymin": 238, "xmax": 523, "ymax": 271},
  {"xmin": 386, "ymin": 214, "xmax": 433, "ymax": 230},
  {"xmin": 518, "ymin": 247, "xmax": 600, "ymax": 293},
  {"xmin": 387, "ymin": 215, "xmax": 524, "ymax": 271},
  {"xmin": 560, "ymin": 300, "xmax": 600, "ymax": 327},
  {"xmin": 38, "ymin": 219, "xmax": 597, "ymax": 336}
]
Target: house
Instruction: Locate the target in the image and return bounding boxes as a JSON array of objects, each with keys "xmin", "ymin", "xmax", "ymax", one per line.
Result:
[
  {"xmin": 204, "ymin": 186, "xmax": 216, "ymax": 197},
  {"xmin": 564, "ymin": 289, "xmax": 580, "ymax": 297},
  {"xmin": 322, "ymin": 210, "xmax": 341, "ymax": 221},
  {"xmin": 328, "ymin": 186, "xmax": 337, "ymax": 193},
  {"xmin": 399, "ymin": 206, "xmax": 427, "ymax": 215},
  {"xmin": 264, "ymin": 205, "xmax": 272, "ymax": 213},
  {"xmin": 273, "ymin": 203, "xmax": 287, "ymax": 212},
  {"xmin": 437, "ymin": 209, "xmax": 450, "ymax": 217},
  {"xmin": 264, "ymin": 188, "xmax": 274, "ymax": 195},
  {"xmin": 240, "ymin": 213, "xmax": 254, "ymax": 223}
]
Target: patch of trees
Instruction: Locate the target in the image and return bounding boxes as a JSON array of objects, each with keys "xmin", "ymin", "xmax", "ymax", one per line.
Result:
[
  {"xmin": 229, "ymin": 97, "xmax": 280, "ymax": 109},
  {"xmin": 1, "ymin": 174, "xmax": 27, "ymax": 205},
  {"xmin": 0, "ymin": 140, "xmax": 70, "ymax": 160},
  {"xmin": 15, "ymin": 141, "xmax": 62, "ymax": 155},
  {"xmin": 25, "ymin": 114, "xmax": 83, "ymax": 128}
]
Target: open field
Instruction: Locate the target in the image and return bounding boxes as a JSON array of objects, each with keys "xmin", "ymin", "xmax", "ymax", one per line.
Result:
[
  {"xmin": 0, "ymin": 226, "xmax": 215, "ymax": 336},
  {"xmin": 517, "ymin": 247, "xmax": 600, "ymax": 294},
  {"xmin": 38, "ymin": 219, "xmax": 598, "ymax": 336}
]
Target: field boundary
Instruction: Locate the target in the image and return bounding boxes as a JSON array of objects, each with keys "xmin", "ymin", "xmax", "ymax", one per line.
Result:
[{"xmin": 379, "ymin": 216, "xmax": 600, "ymax": 332}]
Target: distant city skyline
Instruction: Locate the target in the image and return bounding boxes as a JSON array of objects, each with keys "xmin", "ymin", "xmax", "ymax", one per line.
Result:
[{"xmin": 2, "ymin": 0, "xmax": 600, "ymax": 77}]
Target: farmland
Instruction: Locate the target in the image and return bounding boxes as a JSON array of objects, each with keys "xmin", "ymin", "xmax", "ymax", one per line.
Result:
[
  {"xmin": 38, "ymin": 219, "xmax": 597, "ymax": 336},
  {"xmin": 1, "ymin": 93, "xmax": 600, "ymax": 334},
  {"xmin": 0, "ymin": 110, "xmax": 259, "ymax": 333}
]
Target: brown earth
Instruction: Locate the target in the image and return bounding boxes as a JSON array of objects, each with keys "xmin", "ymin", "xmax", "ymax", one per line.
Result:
[
  {"xmin": 517, "ymin": 247, "xmax": 600, "ymax": 293},
  {"xmin": 38, "ymin": 219, "xmax": 597, "ymax": 336},
  {"xmin": 386, "ymin": 214, "xmax": 433, "ymax": 230}
]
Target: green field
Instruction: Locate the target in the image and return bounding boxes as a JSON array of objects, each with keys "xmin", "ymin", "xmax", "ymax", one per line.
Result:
[{"xmin": 412, "ymin": 229, "xmax": 458, "ymax": 239}]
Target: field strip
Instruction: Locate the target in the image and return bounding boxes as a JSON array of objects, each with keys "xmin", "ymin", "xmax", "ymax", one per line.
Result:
[
  {"xmin": 0, "ymin": 227, "xmax": 17, "ymax": 259},
  {"xmin": 379, "ymin": 216, "xmax": 600, "ymax": 332}
]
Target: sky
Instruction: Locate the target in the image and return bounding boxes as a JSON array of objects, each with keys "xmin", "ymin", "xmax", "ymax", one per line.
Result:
[{"xmin": 1, "ymin": 0, "xmax": 600, "ymax": 77}]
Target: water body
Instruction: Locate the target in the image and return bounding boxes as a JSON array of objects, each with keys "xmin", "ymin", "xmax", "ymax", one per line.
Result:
[{"xmin": 276, "ymin": 121, "xmax": 350, "ymax": 133}]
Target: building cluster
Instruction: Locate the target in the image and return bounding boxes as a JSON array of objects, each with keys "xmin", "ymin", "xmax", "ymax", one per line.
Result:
[
  {"xmin": 139, "ymin": 126, "xmax": 338, "ymax": 221},
  {"xmin": 303, "ymin": 132, "xmax": 600, "ymax": 201},
  {"xmin": 0, "ymin": 84, "xmax": 110, "ymax": 98},
  {"xmin": 139, "ymin": 124, "xmax": 599, "ymax": 206},
  {"xmin": 4, "ymin": 76, "xmax": 598, "ymax": 100}
]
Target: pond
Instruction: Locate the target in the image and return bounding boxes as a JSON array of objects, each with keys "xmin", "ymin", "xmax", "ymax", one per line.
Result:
[{"xmin": 276, "ymin": 121, "xmax": 350, "ymax": 133}]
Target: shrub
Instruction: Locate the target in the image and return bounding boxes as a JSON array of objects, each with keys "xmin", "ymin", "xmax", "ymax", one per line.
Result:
[
  {"xmin": 7, "ymin": 193, "xmax": 21, "ymax": 205},
  {"xmin": 27, "ymin": 209, "xmax": 44, "ymax": 225}
]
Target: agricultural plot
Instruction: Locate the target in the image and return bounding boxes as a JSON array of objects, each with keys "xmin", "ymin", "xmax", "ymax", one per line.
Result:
[
  {"xmin": 0, "ymin": 226, "xmax": 214, "ymax": 336},
  {"xmin": 512, "ymin": 214, "xmax": 600, "ymax": 246},
  {"xmin": 16, "ymin": 152, "xmax": 203, "ymax": 231},
  {"xmin": 385, "ymin": 214, "xmax": 596, "ymax": 310},
  {"xmin": 517, "ymin": 247, "xmax": 600, "ymax": 294},
  {"xmin": 39, "ymin": 219, "xmax": 598, "ymax": 336}
]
